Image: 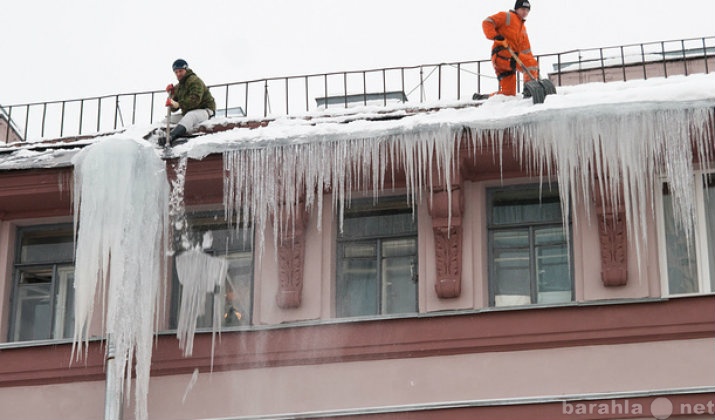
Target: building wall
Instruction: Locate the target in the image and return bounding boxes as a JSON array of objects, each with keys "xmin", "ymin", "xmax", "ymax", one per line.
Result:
[
  {"xmin": 0, "ymin": 117, "xmax": 22, "ymax": 144},
  {"xmin": 550, "ymin": 56, "xmax": 715, "ymax": 86},
  {"xmin": 0, "ymin": 140, "xmax": 712, "ymax": 418}
]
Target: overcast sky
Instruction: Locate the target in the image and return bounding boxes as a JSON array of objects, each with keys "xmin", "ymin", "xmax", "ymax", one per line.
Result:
[{"xmin": 2, "ymin": 0, "xmax": 713, "ymax": 105}]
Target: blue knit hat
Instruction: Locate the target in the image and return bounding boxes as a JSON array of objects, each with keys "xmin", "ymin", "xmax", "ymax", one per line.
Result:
[{"xmin": 172, "ymin": 59, "xmax": 188, "ymax": 71}]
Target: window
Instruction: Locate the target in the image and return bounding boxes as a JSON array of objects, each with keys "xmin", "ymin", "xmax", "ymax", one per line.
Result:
[
  {"xmin": 336, "ymin": 197, "xmax": 418, "ymax": 318},
  {"xmin": 660, "ymin": 173, "xmax": 715, "ymax": 295},
  {"xmin": 10, "ymin": 225, "xmax": 75, "ymax": 342},
  {"xmin": 170, "ymin": 214, "xmax": 254, "ymax": 329},
  {"xmin": 487, "ymin": 185, "xmax": 573, "ymax": 307}
]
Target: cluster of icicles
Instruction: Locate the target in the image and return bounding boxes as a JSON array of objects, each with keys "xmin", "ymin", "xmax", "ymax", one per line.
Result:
[
  {"xmin": 225, "ymin": 101, "xmax": 714, "ymax": 266},
  {"xmin": 70, "ymin": 99, "xmax": 713, "ymax": 420}
]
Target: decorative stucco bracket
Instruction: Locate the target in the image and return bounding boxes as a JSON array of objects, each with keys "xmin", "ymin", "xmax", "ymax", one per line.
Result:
[
  {"xmin": 594, "ymin": 185, "xmax": 628, "ymax": 287},
  {"xmin": 274, "ymin": 201, "xmax": 310, "ymax": 308},
  {"xmin": 428, "ymin": 184, "xmax": 464, "ymax": 299}
]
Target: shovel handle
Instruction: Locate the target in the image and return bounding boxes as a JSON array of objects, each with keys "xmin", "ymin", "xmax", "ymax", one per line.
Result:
[
  {"xmin": 165, "ymin": 94, "xmax": 172, "ymax": 140},
  {"xmin": 506, "ymin": 46, "xmax": 538, "ymax": 82}
]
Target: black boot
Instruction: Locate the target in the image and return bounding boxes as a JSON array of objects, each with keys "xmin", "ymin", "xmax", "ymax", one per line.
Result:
[{"xmin": 169, "ymin": 124, "xmax": 188, "ymax": 147}]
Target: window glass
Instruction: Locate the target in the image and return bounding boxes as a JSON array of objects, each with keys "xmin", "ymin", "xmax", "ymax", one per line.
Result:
[
  {"xmin": 14, "ymin": 268, "xmax": 53, "ymax": 341},
  {"xmin": 337, "ymin": 198, "xmax": 417, "ymax": 318},
  {"xmin": 222, "ymin": 252, "xmax": 253, "ymax": 326},
  {"xmin": 491, "ymin": 187, "xmax": 562, "ymax": 225},
  {"xmin": 337, "ymin": 244, "xmax": 378, "ymax": 317},
  {"xmin": 381, "ymin": 238, "xmax": 418, "ymax": 314},
  {"xmin": 705, "ymin": 174, "xmax": 715, "ymax": 291},
  {"xmin": 20, "ymin": 228, "xmax": 74, "ymax": 264},
  {"xmin": 488, "ymin": 185, "xmax": 572, "ymax": 307},
  {"xmin": 493, "ymin": 248, "xmax": 531, "ymax": 306},
  {"xmin": 12, "ymin": 225, "xmax": 75, "ymax": 342},
  {"xmin": 536, "ymin": 242, "xmax": 571, "ymax": 304},
  {"xmin": 55, "ymin": 267, "xmax": 76, "ymax": 339},
  {"xmin": 662, "ymin": 184, "xmax": 698, "ymax": 294}
]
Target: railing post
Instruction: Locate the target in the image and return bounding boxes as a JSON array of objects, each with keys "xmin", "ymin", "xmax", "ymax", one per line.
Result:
[
  {"xmin": 343, "ymin": 73, "xmax": 348, "ymax": 109},
  {"xmin": 419, "ymin": 66, "xmax": 425, "ymax": 102},
  {"xmin": 263, "ymin": 80, "xmax": 269, "ymax": 117},
  {"xmin": 79, "ymin": 100, "xmax": 84, "ymax": 134},
  {"xmin": 456, "ymin": 63, "xmax": 461, "ymax": 100},
  {"xmin": 661, "ymin": 41, "xmax": 668, "ymax": 78},
  {"xmin": 640, "ymin": 44, "xmax": 647, "ymax": 80},
  {"xmin": 149, "ymin": 94, "xmax": 155, "ymax": 124},
  {"xmin": 244, "ymin": 82, "xmax": 249, "ymax": 116},
  {"xmin": 41, "ymin": 103, "xmax": 47, "ymax": 138},
  {"xmin": 620, "ymin": 46, "xmax": 626, "ymax": 81},
  {"xmin": 400, "ymin": 68, "xmax": 405, "ymax": 103},
  {"xmin": 113, "ymin": 96, "xmax": 119, "ymax": 129},
  {"xmin": 23, "ymin": 106, "xmax": 29, "ymax": 142},
  {"xmin": 60, "ymin": 101, "xmax": 66, "ymax": 137},
  {"xmin": 681, "ymin": 39, "xmax": 688, "ymax": 76},
  {"xmin": 285, "ymin": 78, "xmax": 290, "ymax": 115},
  {"xmin": 477, "ymin": 61, "xmax": 482, "ymax": 93},
  {"xmin": 599, "ymin": 47, "xmax": 606, "ymax": 83},
  {"xmin": 382, "ymin": 69, "xmax": 387, "ymax": 106},
  {"xmin": 304, "ymin": 76, "xmax": 309, "ymax": 113},
  {"xmin": 438, "ymin": 64, "xmax": 442, "ymax": 100},
  {"xmin": 363, "ymin": 71, "xmax": 368, "ymax": 106},
  {"xmin": 702, "ymin": 37, "xmax": 710, "ymax": 74},
  {"xmin": 4, "ymin": 106, "xmax": 11, "ymax": 143},
  {"xmin": 131, "ymin": 94, "xmax": 137, "ymax": 125},
  {"xmin": 96, "ymin": 98, "xmax": 102, "ymax": 133},
  {"xmin": 223, "ymin": 85, "xmax": 229, "ymax": 118}
]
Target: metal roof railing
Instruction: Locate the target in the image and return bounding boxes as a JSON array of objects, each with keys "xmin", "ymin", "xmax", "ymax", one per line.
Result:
[{"xmin": 2, "ymin": 36, "xmax": 713, "ymax": 144}]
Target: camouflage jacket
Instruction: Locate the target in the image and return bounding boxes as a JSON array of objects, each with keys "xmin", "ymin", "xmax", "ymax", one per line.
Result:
[{"xmin": 172, "ymin": 69, "xmax": 216, "ymax": 114}]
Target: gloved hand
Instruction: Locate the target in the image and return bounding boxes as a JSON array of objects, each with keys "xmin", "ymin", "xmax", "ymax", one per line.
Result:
[
  {"xmin": 165, "ymin": 84, "xmax": 174, "ymax": 93},
  {"xmin": 165, "ymin": 98, "xmax": 179, "ymax": 109},
  {"xmin": 494, "ymin": 35, "xmax": 509, "ymax": 48}
]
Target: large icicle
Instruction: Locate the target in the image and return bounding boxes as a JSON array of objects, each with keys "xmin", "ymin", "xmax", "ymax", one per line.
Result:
[
  {"xmin": 175, "ymin": 247, "xmax": 227, "ymax": 357},
  {"xmin": 72, "ymin": 137, "xmax": 169, "ymax": 420}
]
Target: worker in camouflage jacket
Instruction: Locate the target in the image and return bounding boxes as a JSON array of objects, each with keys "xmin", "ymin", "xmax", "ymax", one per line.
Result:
[
  {"xmin": 482, "ymin": 0, "xmax": 539, "ymax": 96},
  {"xmin": 163, "ymin": 59, "xmax": 216, "ymax": 146}
]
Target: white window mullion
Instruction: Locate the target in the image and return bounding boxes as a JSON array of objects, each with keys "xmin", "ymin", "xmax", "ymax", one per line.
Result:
[
  {"xmin": 655, "ymin": 181, "xmax": 671, "ymax": 296},
  {"xmin": 694, "ymin": 173, "xmax": 712, "ymax": 293}
]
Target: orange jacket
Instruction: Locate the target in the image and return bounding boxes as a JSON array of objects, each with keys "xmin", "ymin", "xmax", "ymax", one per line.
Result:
[{"xmin": 482, "ymin": 10, "xmax": 534, "ymax": 59}]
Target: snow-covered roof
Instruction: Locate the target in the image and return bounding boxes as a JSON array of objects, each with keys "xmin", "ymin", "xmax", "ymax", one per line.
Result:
[{"xmin": 1, "ymin": 72, "xmax": 713, "ymax": 171}]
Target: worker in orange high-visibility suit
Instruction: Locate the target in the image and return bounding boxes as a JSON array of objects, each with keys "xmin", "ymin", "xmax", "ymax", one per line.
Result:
[{"xmin": 482, "ymin": 0, "xmax": 539, "ymax": 96}]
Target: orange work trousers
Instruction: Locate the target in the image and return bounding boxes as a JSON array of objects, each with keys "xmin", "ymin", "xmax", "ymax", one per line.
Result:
[{"xmin": 492, "ymin": 50, "xmax": 538, "ymax": 96}]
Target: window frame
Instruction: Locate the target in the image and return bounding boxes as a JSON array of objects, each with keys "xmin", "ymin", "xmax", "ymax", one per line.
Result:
[
  {"xmin": 486, "ymin": 184, "xmax": 574, "ymax": 307},
  {"xmin": 335, "ymin": 196, "xmax": 419, "ymax": 318},
  {"xmin": 9, "ymin": 224, "xmax": 75, "ymax": 343},
  {"xmin": 657, "ymin": 170, "xmax": 715, "ymax": 296}
]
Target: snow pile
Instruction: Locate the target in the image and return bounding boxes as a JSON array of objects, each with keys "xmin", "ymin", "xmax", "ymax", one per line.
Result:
[{"xmin": 71, "ymin": 137, "xmax": 170, "ymax": 420}]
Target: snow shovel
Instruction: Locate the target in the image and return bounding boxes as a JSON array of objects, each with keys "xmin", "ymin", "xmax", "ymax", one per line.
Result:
[{"xmin": 507, "ymin": 46, "xmax": 556, "ymax": 104}]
